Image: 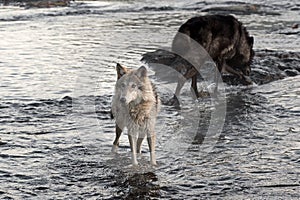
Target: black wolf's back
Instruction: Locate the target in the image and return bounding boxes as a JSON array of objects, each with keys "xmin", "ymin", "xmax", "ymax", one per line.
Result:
[{"xmin": 172, "ymin": 15, "xmax": 254, "ymax": 73}]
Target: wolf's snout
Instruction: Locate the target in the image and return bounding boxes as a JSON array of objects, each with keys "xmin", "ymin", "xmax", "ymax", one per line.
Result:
[{"xmin": 120, "ymin": 97, "xmax": 126, "ymax": 103}]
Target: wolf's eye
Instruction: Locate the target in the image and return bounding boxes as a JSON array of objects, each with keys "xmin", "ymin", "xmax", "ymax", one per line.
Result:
[
  {"xmin": 131, "ymin": 84, "xmax": 136, "ymax": 88},
  {"xmin": 138, "ymin": 85, "xmax": 143, "ymax": 90},
  {"xmin": 121, "ymin": 83, "xmax": 126, "ymax": 88}
]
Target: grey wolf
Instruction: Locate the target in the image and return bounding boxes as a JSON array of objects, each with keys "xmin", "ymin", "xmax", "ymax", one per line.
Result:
[
  {"xmin": 171, "ymin": 14, "xmax": 254, "ymax": 99},
  {"xmin": 111, "ymin": 63, "xmax": 160, "ymax": 166}
]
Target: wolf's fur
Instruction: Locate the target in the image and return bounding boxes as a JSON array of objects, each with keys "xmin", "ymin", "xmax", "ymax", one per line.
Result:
[
  {"xmin": 172, "ymin": 15, "xmax": 254, "ymax": 98},
  {"xmin": 111, "ymin": 63, "xmax": 160, "ymax": 166}
]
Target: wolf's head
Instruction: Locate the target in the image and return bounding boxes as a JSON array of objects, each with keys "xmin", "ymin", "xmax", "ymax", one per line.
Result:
[
  {"xmin": 115, "ymin": 63, "xmax": 152, "ymax": 105},
  {"xmin": 228, "ymin": 30, "xmax": 254, "ymax": 76}
]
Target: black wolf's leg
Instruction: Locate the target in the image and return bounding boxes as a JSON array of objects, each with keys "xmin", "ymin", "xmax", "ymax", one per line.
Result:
[
  {"xmin": 191, "ymin": 74, "xmax": 199, "ymax": 99},
  {"xmin": 213, "ymin": 66, "xmax": 219, "ymax": 96},
  {"xmin": 166, "ymin": 75, "xmax": 186, "ymax": 107},
  {"xmin": 112, "ymin": 124, "xmax": 122, "ymax": 153},
  {"xmin": 174, "ymin": 75, "xmax": 186, "ymax": 98},
  {"xmin": 169, "ymin": 68, "xmax": 198, "ymax": 106}
]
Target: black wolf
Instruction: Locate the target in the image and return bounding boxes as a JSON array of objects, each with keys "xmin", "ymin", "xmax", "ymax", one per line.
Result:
[{"xmin": 172, "ymin": 15, "xmax": 254, "ymax": 98}]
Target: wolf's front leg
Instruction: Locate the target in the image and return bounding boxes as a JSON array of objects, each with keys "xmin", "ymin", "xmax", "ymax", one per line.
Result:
[
  {"xmin": 137, "ymin": 137, "xmax": 144, "ymax": 154},
  {"xmin": 128, "ymin": 134, "xmax": 138, "ymax": 166},
  {"xmin": 112, "ymin": 124, "xmax": 122, "ymax": 153},
  {"xmin": 147, "ymin": 134, "xmax": 157, "ymax": 166}
]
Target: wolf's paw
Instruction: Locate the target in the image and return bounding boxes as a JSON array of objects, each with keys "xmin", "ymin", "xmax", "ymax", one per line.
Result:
[
  {"xmin": 150, "ymin": 152, "xmax": 157, "ymax": 166},
  {"xmin": 150, "ymin": 160, "xmax": 157, "ymax": 166},
  {"xmin": 242, "ymin": 75, "xmax": 253, "ymax": 85},
  {"xmin": 166, "ymin": 95, "xmax": 180, "ymax": 108},
  {"xmin": 111, "ymin": 145, "xmax": 118, "ymax": 153},
  {"xmin": 131, "ymin": 161, "xmax": 139, "ymax": 167}
]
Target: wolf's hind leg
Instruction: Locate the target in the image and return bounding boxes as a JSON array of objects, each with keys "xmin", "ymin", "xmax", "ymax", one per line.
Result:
[
  {"xmin": 175, "ymin": 76, "xmax": 186, "ymax": 98},
  {"xmin": 128, "ymin": 134, "xmax": 138, "ymax": 166},
  {"xmin": 191, "ymin": 74, "xmax": 199, "ymax": 99},
  {"xmin": 147, "ymin": 133, "xmax": 157, "ymax": 166},
  {"xmin": 167, "ymin": 74, "xmax": 186, "ymax": 107},
  {"xmin": 112, "ymin": 124, "xmax": 122, "ymax": 153}
]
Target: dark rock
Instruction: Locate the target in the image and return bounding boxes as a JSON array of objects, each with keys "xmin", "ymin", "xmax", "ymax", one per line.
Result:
[
  {"xmin": 201, "ymin": 4, "xmax": 280, "ymax": 16},
  {"xmin": 292, "ymin": 23, "xmax": 299, "ymax": 29},
  {"xmin": 284, "ymin": 69, "xmax": 299, "ymax": 76},
  {"xmin": 24, "ymin": 0, "xmax": 70, "ymax": 8}
]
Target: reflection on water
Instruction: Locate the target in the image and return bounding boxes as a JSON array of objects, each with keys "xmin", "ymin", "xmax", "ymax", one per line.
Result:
[{"xmin": 0, "ymin": 0, "xmax": 300, "ymax": 199}]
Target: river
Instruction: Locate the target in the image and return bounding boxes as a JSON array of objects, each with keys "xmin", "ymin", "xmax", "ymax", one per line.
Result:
[{"xmin": 0, "ymin": 0, "xmax": 299, "ymax": 199}]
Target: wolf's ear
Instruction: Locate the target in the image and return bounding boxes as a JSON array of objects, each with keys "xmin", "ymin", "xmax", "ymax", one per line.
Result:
[
  {"xmin": 136, "ymin": 66, "xmax": 147, "ymax": 78},
  {"xmin": 116, "ymin": 63, "xmax": 128, "ymax": 79}
]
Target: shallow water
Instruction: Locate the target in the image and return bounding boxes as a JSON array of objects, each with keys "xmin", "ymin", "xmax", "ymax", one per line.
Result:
[{"xmin": 0, "ymin": 0, "xmax": 300, "ymax": 199}]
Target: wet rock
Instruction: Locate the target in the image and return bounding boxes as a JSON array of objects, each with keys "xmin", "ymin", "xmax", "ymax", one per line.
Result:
[
  {"xmin": 0, "ymin": 138, "xmax": 7, "ymax": 146},
  {"xmin": 271, "ymin": 23, "xmax": 300, "ymax": 35},
  {"xmin": 254, "ymin": 49, "xmax": 300, "ymax": 83},
  {"xmin": 291, "ymin": 7, "xmax": 300, "ymax": 11},
  {"xmin": 112, "ymin": 172, "xmax": 160, "ymax": 199},
  {"xmin": 292, "ymin": 23, "xmax": 299, "ymax": 29},
  {"xmin": 201, "ymin": 4, "xmax": 280, "ymax": 16},
  {"xmin": 23, "ymin": 0, "xmax": 70, "ymax": 8},
  {"xmin": 141, "ymin": 6, "xmax": 174, "ymax": 11},
  {"xmin": 61, "ymin": 96, "xmax": 72, "ymax": 103},
  {"xmin": 277, "ymin": 29, "xmax": 300, "ymax": 35},
  {"xmin": 1, "ymin": 0, "xmax": 71, "ymax": 8},
  {"xmin": 284, "ymin": 69, "xmax": 299, "ymax": 77}
]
